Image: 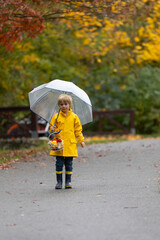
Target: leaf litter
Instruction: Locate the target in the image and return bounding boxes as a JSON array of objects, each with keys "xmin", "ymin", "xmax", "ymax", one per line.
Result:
[{"xmin": 0, "ymin": 148, "xmax": 48, "ymax": 170}]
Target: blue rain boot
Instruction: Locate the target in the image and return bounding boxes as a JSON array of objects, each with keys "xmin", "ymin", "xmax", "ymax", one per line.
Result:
[
  {"xmin": 55, "ymin": 173, "xmax": 62, "ymax": 189},
  {"xmin": 65, "ymin": 173, "xmax": 72, "ymax": 189}
]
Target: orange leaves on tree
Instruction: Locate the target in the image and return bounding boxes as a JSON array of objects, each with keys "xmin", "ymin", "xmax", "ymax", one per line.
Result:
[{"xmin": 0, "ymin": 0, "xmax": 45, "ymax": 50}]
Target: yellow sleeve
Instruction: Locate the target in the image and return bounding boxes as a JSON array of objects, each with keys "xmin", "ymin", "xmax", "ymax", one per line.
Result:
[{"xmin": 74, "ymin": 115, "xmax": 84, "ymax": 143}]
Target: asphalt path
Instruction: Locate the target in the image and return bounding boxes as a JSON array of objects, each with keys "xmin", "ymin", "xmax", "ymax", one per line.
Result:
[{"xmin": 0, "ymin": 139, "xmax": 160, "ymax": 240}]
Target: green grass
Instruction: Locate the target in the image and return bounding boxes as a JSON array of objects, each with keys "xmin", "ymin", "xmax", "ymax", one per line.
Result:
[{"xmin": 141, "ymin": 133, "xmax": 160, "ymax": 139}]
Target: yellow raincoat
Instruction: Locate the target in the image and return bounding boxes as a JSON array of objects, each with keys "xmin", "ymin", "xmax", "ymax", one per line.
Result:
[{"xmin": 49, "ymin": 109, "xmax": 84, "ymax": 157}]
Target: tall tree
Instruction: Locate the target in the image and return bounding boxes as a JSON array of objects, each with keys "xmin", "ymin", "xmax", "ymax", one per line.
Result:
[
  {"xmin": 1, "ymin": 0, "xmax": 156, "ymax": 50},
  {"xmin": 0, "ymin": 0, "xmax": 46, "ymax": 50}
]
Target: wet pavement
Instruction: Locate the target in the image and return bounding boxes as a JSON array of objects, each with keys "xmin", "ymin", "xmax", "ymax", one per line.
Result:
[{"xmin": 0, "ymin": 139, "xmax": 160, "ymax": 240}]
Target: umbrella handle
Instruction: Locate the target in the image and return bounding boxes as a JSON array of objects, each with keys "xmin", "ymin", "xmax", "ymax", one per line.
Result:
[
  {"xmin": 53, "ymin": 109, "xmax": 60, "ymax": 127},
  {"xmin": 53, "ymin": 129, "xmax": 61, "ymax": 135},
  {"xmin": 49, "ymin": 129, "xmax": 61, "ymax": 140}
]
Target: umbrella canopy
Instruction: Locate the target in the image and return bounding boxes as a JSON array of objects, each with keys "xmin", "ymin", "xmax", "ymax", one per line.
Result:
[{"xmin": 28, "ymin": 79, "xmax": 92, "ymax": 125}]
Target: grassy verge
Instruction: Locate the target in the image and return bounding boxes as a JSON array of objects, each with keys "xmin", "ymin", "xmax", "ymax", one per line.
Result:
[
  {"xmin": 0, "ymin": 134, "xmax": 160, "ymax": 169},
  {"xmin": 0, "ymin": 143, "xmax": 48, "ymax": 169}
]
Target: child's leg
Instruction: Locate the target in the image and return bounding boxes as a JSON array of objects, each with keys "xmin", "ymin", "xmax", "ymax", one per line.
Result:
[
  {"xmin": 55, "ymin": 156, "xmax": 64, "ymax": 189},
  {"xmin": 64, "ymin": 157, "xmax": 73, "ymax": 189}
]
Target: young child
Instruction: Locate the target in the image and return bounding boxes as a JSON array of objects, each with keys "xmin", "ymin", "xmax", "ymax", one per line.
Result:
[{"xmin": 50, "ymin": 94, "xmax": 85, "ymax": 189}]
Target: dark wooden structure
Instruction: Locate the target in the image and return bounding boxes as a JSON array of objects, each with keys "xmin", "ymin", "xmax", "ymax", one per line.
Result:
[
  {"xmin": 0, "ymin": 107, "xmax": 135, "ymax": 138},
  {"xmin": 92, "ymin": 110, "xmax": 135, "ymax": 135}
]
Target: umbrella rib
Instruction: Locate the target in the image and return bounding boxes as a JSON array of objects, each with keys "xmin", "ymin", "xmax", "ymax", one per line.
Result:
[
  {"xmin": 45, "ymin": 88, "xmax": 92, "ymax": 107},
  {"xmin": 30, "ymin": 88, "xmax": 92, "ymax": 107}
]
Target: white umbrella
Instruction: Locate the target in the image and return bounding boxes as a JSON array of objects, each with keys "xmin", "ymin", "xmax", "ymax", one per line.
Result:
[{"xmin": 28, "ymin": 79, "xmax": 92, "ymax": 125}]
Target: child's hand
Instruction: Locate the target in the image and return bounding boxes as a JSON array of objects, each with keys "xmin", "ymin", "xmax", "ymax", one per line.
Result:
[
  {"xmin": 51, "ymin": 126, "xmax": 56, "ymax": 132},
  {"xmin": 80, "ymin": 142, "xmax": 85, "ymax": 148}
]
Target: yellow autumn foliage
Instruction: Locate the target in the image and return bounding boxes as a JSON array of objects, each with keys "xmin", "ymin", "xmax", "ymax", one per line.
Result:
[
  {"xmin": 85, "ymin": 134, "xmax": 144, "ymax": 143},
  {"xmin": 120, "ymin": 85, "xmax": 126, "ymax": 90},
  {"xmin": 14, "ymin": 42, "xmax": 34, "ymax": 52},
  {"xmin": 23, "ymin": 54, "xmax": 39, "ymax": 63},
  {"xmin": 114, "ymin": 31, "xmax": 132, "ymax": 47},
  {"xmin": 67, "ymin": 0, "xmax": 160, "ymax": 68},
  {"xmin": 94, "ymin": 84, "xmax": 101, "ymax": 90}
]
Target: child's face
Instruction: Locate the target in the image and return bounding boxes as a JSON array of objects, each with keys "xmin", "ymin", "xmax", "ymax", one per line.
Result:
[{"xmin": 59, "ymin": 101, "xmax": 70, "ymax": 114}]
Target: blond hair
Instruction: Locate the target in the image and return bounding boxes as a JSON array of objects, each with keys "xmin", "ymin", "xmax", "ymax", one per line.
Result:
[{"xmin": 58, "ymin": 94, "xmax": 72, "ymax": 107}]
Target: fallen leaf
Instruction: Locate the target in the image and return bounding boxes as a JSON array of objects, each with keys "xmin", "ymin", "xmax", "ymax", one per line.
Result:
[
  {"xmin": 154, "ymin": 164, "xmax": 160, "ymax": 168},
  {"xmin": 96, "ymin": 194, "xmax": 102, "ymax": 197},
  {"xmin": 126, "ymin": 164, "xmax": 131, "ymax": 167},
  {"xmin": 124, "ymin": 206, "xmax": 138, "ymax": 209},
  {"xmin": 146, "ymin": 144, "xmax": 152, "ymax": 148},
  {"xmin": 6, "ymin": 191, "xmax": 12, "ymax": 195},
  {"xmin": 77, "ymin": 158, "xmax": 86, "ymax": 162},
  {"xmin": 40, "ymin": 163, "xmax": 46, "ymax": 167},
  {"xmin": 6, "ymin": 224, "xmax": 16, "ymax": 226}
]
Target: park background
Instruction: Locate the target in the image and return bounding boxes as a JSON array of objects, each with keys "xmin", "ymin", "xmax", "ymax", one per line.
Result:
[{"xmin": 0, "ymin": 0, "xmax": 160, "ymax": 135}]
